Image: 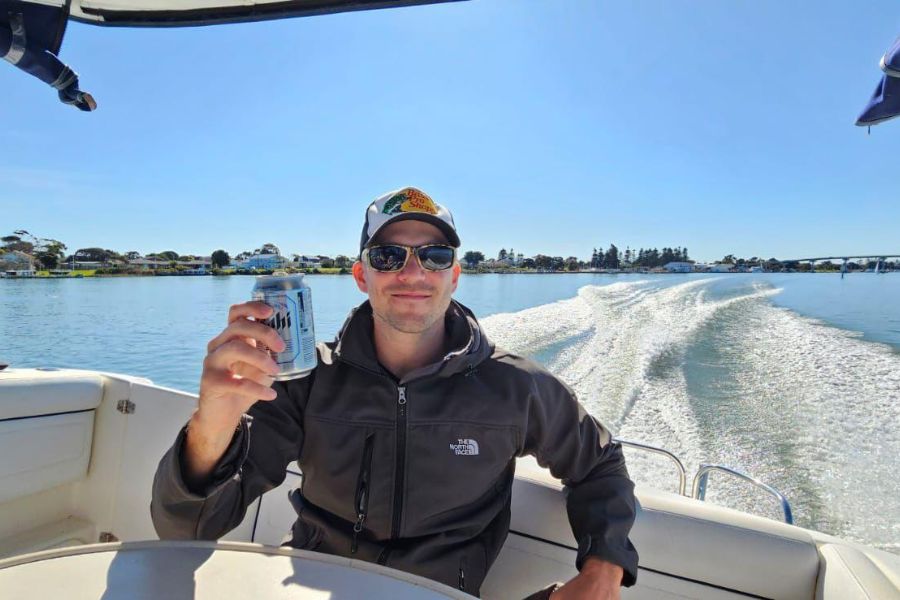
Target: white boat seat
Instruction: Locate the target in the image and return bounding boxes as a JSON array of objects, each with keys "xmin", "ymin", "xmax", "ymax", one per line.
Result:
[
  {"xmin": 0, "ymin": 370, "xmax": 103, "ymax": 421},
  {"xmin": 816, "ymin": 543, "xmax": 900, "ymax": 599},
  {"xmin": 0, "ymin": 371, "xmax": 103, "ymax": 504},
  {"xmin": 507, "ymin": 457, "xmax": 820, "ymax": 600}
]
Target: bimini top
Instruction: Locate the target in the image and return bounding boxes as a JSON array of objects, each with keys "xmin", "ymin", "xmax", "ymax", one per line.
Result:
[
  {"xmin": 0, "ymin": 0, "xmax": 466, "ymax": 111},
  {"xmin": 57, "ymin": 0, "xmax": 466, "ymax": 27}
]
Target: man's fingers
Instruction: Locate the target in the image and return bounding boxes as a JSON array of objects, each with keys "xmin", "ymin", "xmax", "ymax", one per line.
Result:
[
  {"xmin": 231, "ymin": 362, "xmax": 276, "ymax": 389},
  {"xmin": 207, "ymin": 319, "xmax": 285, "ymax": 354},
  {"xmin": 227, "ymin": 375, "xmax": 278, "ymax": 401},
  {"xmin": 206, "ymin": 340, "xmax": 279, "ymax": 376},
  {"xmin": 227, "ymin": 301, "xmax": 273, "ymax": 324},
  {"xmin": 202, "ymin": 369, "xmax": 277, "ymax": 402}
]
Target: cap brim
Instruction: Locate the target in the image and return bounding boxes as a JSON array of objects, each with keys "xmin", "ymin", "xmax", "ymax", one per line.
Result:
[{"xmin": 364, "ymin": 213, "xmax": 461, "ymax": 249}]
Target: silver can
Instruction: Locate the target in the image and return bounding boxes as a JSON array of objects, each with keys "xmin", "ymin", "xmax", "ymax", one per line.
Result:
[{"xmin": 251, "ymin": 273, "xmax": 317, "ymax": 380}]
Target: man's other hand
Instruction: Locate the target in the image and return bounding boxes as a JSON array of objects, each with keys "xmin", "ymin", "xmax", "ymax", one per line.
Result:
[{"xmin": 549, "ymin": 557, "xmax": 623, "ymax": 600}]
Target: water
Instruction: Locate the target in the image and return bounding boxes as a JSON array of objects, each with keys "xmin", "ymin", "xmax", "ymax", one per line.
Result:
[{"xmin": 2, "ymin": 273, "xmax": 899, "ymax": 552}]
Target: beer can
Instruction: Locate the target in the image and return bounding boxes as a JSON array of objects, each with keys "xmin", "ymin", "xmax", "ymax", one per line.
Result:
[{"xmin": 251, "ymin": 273, "xmax": 317, "ymax": 379}]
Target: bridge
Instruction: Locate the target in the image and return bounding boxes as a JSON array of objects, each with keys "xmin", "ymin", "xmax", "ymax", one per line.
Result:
[
  {"xmin": 780, "ymin": 255, "xmax": 900, "ymax": 263},
  {"xmin": 776, "ymin": 255, "xmax": 900, "ymax": 277}
]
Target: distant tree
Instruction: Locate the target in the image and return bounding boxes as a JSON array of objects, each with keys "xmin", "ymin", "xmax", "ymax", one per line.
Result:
[
  {"xmin": 659, "ymin": 247, "xmax": 674, "ymax": 265},
  {"xmin": 498, "ymin": 248, "xmax": 508, "ymax": 261},
  {"xmin": 463, "ymin": 251, "xmax": 485, "ymax": 268},
  {"xmin": 255, "ymin": 243, "xmax": 280, "ymax": 255},
  {"xmin": 1, "ymin": 234, "xmax": 34, "ymax": 254},
  {"xmin": 157, "ymin": 251, "xmax": 180, "ymax": 262},
  {"xmin": 125, "ymin": 251, "xmax": 141, "ymax": 261},
  {"xmin": 534, "ymin": 254, "xmax": 552, "ymax": 270},
  {"xmin": 565, "ymin": 256, "xmax": 580, "ymax": 271},
  {"xmin": 604, "ymin": 244, "xmax": 620, "ymax": 269},
  {"xmin": 721, "ymin": 254, "xmax": 736, "ymax": 265},
  {"xmin": 591, "ymin": 248, "xmax": 599, "ymax": 269},
  {"xmin": 74, "ymin": 248, "xmax": 114, "ymax": 263},
  {"xmin": 334, "ymin": 255, "xmax": 352, "ymax": 269},
  {"xmin": 522, "ymin": 257, "xmax": 536, "ymax": 269},
  {"xmin": 235, "ymin": 251, "xmax": 251, "ymax": 261},
  {"xmin": 320, "ymin": 258, "xmax": 336, "ymax": 268},
  {"xmin": 550, "ymin": 256, "xmax": 565, "ymax": 271},
  {"xmin": 211, "ymin": 250, "xmax": 231, "ymax": 268},
  {"xmin": 3, "ymin": 231, "xmax": 66, "ymax": 267}
]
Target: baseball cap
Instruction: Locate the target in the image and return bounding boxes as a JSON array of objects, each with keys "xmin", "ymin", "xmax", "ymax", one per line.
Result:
[{"xmin": 359, "ymin": 187, "xmax": 461, "ymax": 253}]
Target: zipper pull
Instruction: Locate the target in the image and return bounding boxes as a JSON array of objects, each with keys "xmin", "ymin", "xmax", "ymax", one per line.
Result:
[
  {"xmin": 351, "ymin": 513, "xmax": 365, "ymax": 554},
  {"xmin": 398, "ymin": 386, "xmax": 407, "ymax": 405}
]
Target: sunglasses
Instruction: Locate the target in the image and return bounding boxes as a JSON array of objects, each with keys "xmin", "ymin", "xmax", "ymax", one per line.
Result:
[{"xmin": 363, "ymin": 244, "xmax": 456, "ymax": 272}]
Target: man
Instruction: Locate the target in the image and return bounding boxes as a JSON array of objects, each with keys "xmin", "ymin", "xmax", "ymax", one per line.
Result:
[{"xmin": 151, "ymin": 187, "xmax": 638, "ymax": 598}]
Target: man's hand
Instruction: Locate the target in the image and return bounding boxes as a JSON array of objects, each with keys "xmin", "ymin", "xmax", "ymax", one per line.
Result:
[
  {"xmin": 184, "ymin": 301, "xmax": 285, "ymax": 487},
  {"xmin": 549, "ymin": 557, "xmax": 623, "ymax": 600}
]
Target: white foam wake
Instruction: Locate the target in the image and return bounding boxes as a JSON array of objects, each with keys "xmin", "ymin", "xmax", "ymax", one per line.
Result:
[{"xmin": 482, "ymin": 278, "xmax": 900, "ymax": 551}]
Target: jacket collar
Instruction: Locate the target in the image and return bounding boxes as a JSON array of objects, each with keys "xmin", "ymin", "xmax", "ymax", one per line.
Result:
[{"xmin": 332, "ymin": 299, "xmax": 493, "ymax": 381}]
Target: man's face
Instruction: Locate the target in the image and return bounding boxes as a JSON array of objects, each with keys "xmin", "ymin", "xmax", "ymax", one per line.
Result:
[{"xmin": 352, "ymin": 220, "xmax": 461, "ymax": 335}]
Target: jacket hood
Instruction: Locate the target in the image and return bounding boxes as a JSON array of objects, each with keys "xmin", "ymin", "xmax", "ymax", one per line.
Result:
[{"xmin": 328, "ymin": 299, "xmax": 494, "ymax": 380}]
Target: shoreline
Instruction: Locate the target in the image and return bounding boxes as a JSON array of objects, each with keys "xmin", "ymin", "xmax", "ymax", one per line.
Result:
[{"xmin": 0, "ymin": 268, "xmax": 870, "ymax": 279}]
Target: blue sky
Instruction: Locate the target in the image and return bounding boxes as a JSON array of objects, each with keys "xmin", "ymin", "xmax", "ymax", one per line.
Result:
[{"xmin": 3, "ymin": 0, "xmax": 898, "ymax": 263}]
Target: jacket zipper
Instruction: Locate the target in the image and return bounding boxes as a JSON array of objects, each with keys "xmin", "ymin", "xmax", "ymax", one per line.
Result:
[
  {"xmin": 458, "ymin": 555, "xmax": 467, "ymax": 591},
  {"xmin": 390, "ymin": 386, "xmax": 408, "ymax": 541},
  {"xmin": 351, "ymin": 433, "xmax": 375, "ymax": 554}
]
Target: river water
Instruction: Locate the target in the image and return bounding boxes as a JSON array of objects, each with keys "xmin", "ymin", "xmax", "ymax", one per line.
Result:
[{"xmin": 2, "ymin": 273, "xmax": 898, "ymax": 552}]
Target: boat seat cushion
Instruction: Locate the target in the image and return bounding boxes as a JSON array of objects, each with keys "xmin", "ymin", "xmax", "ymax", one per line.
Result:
[
  {"xmin": 816, "ymin": 543, "xmax": 900, "ymax": 599},
  {"xmin": 0, "ymin": 371, "xmax": 103, "ymax": 421},
  {"xmin": 511, "ymin": 457, "xmax": 820, "ymax": 600}
]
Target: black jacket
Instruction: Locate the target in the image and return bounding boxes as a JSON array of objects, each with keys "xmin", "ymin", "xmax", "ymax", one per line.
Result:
[{"xmin": 151, "ymin": 300, "xmax": 638, "ymax": 595}]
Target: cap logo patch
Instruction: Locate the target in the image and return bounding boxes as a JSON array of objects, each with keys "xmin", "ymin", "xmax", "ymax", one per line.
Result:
[{"xmin": 382, "ymin": 188, "xmax": 439, "ymax": 216}]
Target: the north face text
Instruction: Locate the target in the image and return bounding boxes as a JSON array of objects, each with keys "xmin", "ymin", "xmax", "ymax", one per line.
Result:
[{"xmin": 449, "ymin": 439, "xmax": 479, "ymax": 456}]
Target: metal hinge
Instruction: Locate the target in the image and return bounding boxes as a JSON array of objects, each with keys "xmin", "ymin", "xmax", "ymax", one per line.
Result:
[
  {"xmin": 116, "ymin": 399, "xmax": 135, "ymax": 414},
  {"xmin": 99, "ymin": 531, "xmax": 119, "ymax": 543}
]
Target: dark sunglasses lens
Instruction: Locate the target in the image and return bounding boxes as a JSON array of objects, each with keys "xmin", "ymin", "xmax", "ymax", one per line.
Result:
[
  {"xmin": 419, "ymin": 246, "xmax": 455, "ymax": 270},
  {"xmin": 368, "ymin": 246, "xmax": 408, "ymax": 271}
]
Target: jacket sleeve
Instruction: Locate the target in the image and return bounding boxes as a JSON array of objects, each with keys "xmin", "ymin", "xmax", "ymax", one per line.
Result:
[
  {"xmin": 518, "ymin": 369, "xmax": 639, "ymax": 586},
  {"xmin": 150, "ymin": 374, "xmax": 311, "ymax": 541}
]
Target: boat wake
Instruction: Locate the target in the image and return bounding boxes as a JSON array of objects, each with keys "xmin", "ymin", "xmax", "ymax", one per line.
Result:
[{"xmin": 480, "ymin": 278, "xmax": 900, "ymax": 552}]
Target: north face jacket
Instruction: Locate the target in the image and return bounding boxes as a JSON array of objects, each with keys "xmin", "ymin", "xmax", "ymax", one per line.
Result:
[{"xmin": 151, "ymin": 300, "xmax": 638, "ymax": 596}]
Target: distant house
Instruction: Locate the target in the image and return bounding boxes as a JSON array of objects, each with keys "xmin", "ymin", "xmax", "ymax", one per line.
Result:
[
  {"xmin": 293, "ymin": 255, "xmax": 324, "ymax": 268},
  {"xmin": 0, "ymin": 251, "xmax": 36, "ymax": 272},
  {"xmin": 664, "ymin": 261, "xmax": 694, "ymax": 273},
  {"xmin": 245, "ymin": 253, "xmax": 286, "ymax": 270},
  {"xmin": 178, "ymin": 257, "xmax": 212, "ymax": 269},
  {"xmin": 128, "ymin": 258, "xmax": 167, "ymax": 270},
  {"xmin": 710, "ymin": 263, "xmax": 734, "ymax": 273}
]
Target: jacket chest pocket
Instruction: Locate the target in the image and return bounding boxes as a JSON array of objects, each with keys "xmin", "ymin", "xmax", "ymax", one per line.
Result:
[
  {"xmin": 403, "ymin": 422, "xmax": 517, "ymax": 535},
  {"xmin": 299, "ymin": 419, "xmax": 391, "ymax": 531},
  {"xmin": 351, "ymin": 432, "xmax": 375, "ymax": 555}
]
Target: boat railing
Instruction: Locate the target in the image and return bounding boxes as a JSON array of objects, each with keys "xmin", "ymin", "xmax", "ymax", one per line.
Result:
[
  {"xmin": 614, "ymin": 438, "xmax": 687, "ymax": 496},
  {"xmin": 692, "ymin": 464, "xmax": 794, "ymax": 524},
  {"xmin": 614, "ymin": 438, "xmax": 794, "ymax": 524}
]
